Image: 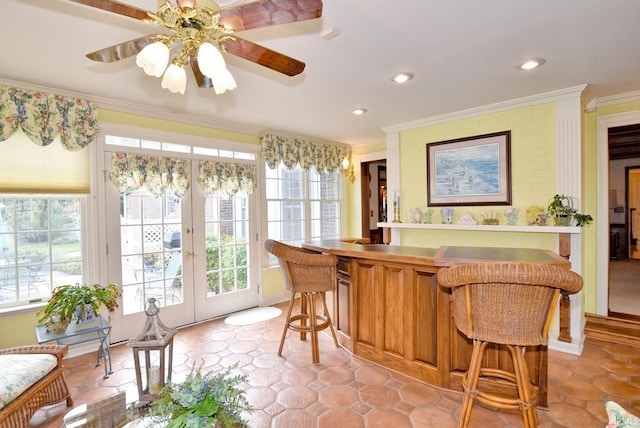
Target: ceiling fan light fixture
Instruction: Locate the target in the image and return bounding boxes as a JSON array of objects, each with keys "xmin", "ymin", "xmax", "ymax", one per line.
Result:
[
  {"xmin": 136, "ymin": 41, "xmax": 170, "ymax": 77},
  {"xmin": 211, "ymin": 67, "xmax": 237, "ymax": 95},
  {"xmin": 161, "ymin": 62, "xmax": 187, "ymax": 94},
  {"xmin": 197, "ymin": 42, "xmax": 227, "ymax": 76}
]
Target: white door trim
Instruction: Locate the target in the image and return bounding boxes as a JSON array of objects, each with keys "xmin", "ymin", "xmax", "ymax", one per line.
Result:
[{"xmin": 596, "ymin": 110, "xmax": 640, "ymax": 315}]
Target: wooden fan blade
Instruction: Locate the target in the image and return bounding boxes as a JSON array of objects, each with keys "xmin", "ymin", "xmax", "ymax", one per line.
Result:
[
  {"xmin": 224, "ymin": 38, "xmax": 305, "ymax": 76},
  {"xmin": 86, "ymin": 35, "xmax": 159, "ymax": 62},
  {"xmin": 190, "ymin": 57, "xmax": 214, "ymax": 89},
  {"xmin": 68, "ymin": 0, "xmax": 150, "ymax": 21},
  {"xmin": 219, "ymin": 0, "xmax": 322, "ymax": 32}
]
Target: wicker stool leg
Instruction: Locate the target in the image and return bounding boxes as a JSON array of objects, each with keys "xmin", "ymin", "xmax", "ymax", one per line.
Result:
[
  {"xmin": 458, "ymin": 339, "xmax": 488, "ymax": 428},
  {"xmin": 307, "ymin": 292, "xmax": 321, "ymax": 364},
  {"xmin": 278, "ymin": 293, "xmax": 297, "ymax": 357},
  {"xmin": 299, "ymin": 292, "xmax": 309, "ymax": 341},
  {"xmin": 510, "ymin": 345, "xmax": 538, "ymax": 428},
  {"xmin": 321, "ymin": 292, "xmax": 340, "ymax": 349}
]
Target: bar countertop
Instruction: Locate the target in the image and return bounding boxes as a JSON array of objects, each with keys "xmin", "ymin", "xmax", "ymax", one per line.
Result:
[
  {"xmin": 302, "ymin": 240, "xmax": 570, "ymax": 269},
  {"xmin": 302, "ymin": 240, "xmax": 438, "ymax": 265}
]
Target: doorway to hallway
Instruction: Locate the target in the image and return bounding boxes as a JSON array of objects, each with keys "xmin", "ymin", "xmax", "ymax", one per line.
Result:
[
  {"xmin": 608, "ymin": 124, "xmax": 640, "ymax": 320},
  {"xmin": 360, "ymin": 159, "xmax": 386, "ymax": 243}
]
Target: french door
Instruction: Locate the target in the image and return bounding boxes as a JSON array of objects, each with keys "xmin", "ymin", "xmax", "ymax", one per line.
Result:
[{"xmin": 105, "ymin": 155, "xmax": 258, "ymax": 343}]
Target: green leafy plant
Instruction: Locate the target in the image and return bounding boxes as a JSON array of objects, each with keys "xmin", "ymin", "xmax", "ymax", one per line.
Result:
[
  {"xmin": 149, "ymin": 362, "xmax": 251, "ymax": 428},
  {"xmin": 573, "ymin": 212, "xmax": 594, "ymax": 227},
  {"xmin": 37, "ymin": 283, "xmax": 121, "ymax": 325},
  {"xmin": 547, "ymin": 194, "xmax": 593, "ymax": 227},
  {"xmin": 547, "ymin": 194, "xmax": 576, "ymax": 218}
]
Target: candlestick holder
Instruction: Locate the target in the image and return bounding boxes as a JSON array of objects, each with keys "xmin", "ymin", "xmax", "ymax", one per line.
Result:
[{"xmin": 392, "ymin": 202, "xmax": 402, "ymax": 223}]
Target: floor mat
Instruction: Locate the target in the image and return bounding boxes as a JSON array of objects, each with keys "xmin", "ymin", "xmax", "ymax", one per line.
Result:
[{"xmin": 224, "ymin": 306, "xmax": 282, "ymax": 326}]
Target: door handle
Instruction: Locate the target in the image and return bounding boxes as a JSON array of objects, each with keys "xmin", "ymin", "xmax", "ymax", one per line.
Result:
[{"xmin": 185, "ymin": 252, "xmax": 196, "ymax": 258}]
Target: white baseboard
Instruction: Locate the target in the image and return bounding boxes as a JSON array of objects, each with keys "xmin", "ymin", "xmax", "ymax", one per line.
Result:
[{"xmin": 549, "ymin": 338, "xmax": 584, "ymax": 356}]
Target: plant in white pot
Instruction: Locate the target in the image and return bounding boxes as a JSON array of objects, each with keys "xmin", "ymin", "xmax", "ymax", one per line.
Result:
[
  {"xmin": 37, "ymin": 283, "xmax": 121, "ymax": 333},
  {"xmin": 547, "ymin": 194, "xmax": 593, "ymax": 227}
]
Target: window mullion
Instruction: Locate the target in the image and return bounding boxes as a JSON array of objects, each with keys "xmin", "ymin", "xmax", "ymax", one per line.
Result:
[{"xmin": 304, "ymin": 169, "xmax": 311, "ymax": 241}]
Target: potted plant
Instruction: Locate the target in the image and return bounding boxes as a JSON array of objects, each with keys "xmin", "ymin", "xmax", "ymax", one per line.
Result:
[
  {"xmin": 547, "ymin": 194, "xmax": 593, "ymax": 227},
  {"xmin": 37, "ymin": 283, "xmax": 121, "ymax": 333},
  {"xmin": 148, "ymin": 362, "xmax": 251, "ymax": 428}
]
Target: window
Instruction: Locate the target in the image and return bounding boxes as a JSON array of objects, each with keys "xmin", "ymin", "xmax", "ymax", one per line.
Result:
[
  {"xmin": 0, "ymin": 195, "xmax": 84, "ymax": 309},
  {"xmin": 106, "ymin": 135, "xmax": 256, "ymax": 160},
  {"xmin": 265, "ymin": 164, "xmax": 341, "ymax": 263}
]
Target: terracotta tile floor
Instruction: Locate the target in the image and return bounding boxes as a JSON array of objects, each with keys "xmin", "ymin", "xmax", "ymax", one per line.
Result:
[{"xmin": 30, "ymin": 302, "xmax": 640, "ymax": 427}]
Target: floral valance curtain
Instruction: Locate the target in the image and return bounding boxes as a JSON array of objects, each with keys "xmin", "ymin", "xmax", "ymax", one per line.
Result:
[
  {"xmin": 198, "ymin": 161, "xmax": 257, "ymax": 198},
  {"xmin": 0, "ymin": 85, "xmax": 98, "ymax": 150},
  {"xmin": 109, "ymin": 153, "xmax": 191, "ymax": 198},
  {"xmin": 109, "ymin": 154, "xmax": 257, "ymax": 199},
  {"xmin": 260, "ymin": 134, "xmax": 350, "ymax": 172}
]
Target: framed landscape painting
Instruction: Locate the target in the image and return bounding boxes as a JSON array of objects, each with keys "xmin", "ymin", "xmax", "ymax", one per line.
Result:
[{"xmin": 426, "ymin": 131, "xmax": 511, "ymax": 206}]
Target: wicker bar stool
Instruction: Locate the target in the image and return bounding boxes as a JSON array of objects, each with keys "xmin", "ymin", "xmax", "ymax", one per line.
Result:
[
  {"xmin": 437, "ymin": 262, "xmax": 583, "ymax": 428},
  {"xmin": 264, "ymin": 239, "xmax": 340, "ymax": 364}
]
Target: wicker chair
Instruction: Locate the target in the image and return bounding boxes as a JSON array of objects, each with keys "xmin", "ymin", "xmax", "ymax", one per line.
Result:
[
  {"xmin": 0, "ymin": 345, "xmax": 72, "ymax": 428},
  {"xmin": 437, "ymin": 262, "xmax": 583, "ymax": 428},
  {"xmin": 265, "ymin": 239, "xmax": 340, "ymax": 364}
]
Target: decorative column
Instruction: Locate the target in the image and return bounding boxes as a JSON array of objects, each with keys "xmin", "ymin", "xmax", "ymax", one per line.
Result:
[{"xmin": 551, "ymin": 88, "xmax": 587, "ymax": 354}]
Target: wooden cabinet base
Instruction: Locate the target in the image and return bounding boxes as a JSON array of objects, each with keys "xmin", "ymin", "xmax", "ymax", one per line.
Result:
[{"xmin": 302, "ymin": 242, "xmax": 564, "ymax": 408}]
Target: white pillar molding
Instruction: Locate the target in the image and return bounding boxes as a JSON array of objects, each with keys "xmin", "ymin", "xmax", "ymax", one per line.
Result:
[
  {"xmin": 548, "ymin": 94, "xmax": 585, "ymax": 355},
  {"xmin": 385, "ymin": 131, "xmax": 401, "ymax": 244}
]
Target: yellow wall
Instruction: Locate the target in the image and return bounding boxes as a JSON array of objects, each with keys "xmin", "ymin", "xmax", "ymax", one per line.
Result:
[
  {"xmin": 99, "ymin": 110, "xmax": 260, "ymax": 145},
  {"xmin": 0, "ymin": 312, "xmax": 40, "ymax": 349},
  {"xmin": 398, "ymin": 103, "xmax": 559, "ymax": 250}
]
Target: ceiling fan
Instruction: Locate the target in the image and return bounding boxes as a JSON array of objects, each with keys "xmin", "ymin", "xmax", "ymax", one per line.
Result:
[{"xmin": 69, "ymin": 0, "xmax": 323, "ymax": 94}]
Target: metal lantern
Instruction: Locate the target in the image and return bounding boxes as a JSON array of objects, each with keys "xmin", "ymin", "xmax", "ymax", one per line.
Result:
[{"xmin": 127, "ymin": 298, "xmax": 177, "ymax": 405}]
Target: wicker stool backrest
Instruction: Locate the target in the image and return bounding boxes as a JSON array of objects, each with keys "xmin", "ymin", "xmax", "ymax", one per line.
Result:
[
  {"xmin": 264, "ymin": 239, "xmax": 338, "ymax": 293},
  {"xmin": 437, "ymin": 262, "xmax": 583, "ymax": 346}
]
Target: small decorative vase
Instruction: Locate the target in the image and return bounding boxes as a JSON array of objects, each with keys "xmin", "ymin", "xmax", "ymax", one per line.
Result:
[
  {"xmin": 423, "ymin": 209, "xmax": 433, "ymax": 224},
  {"xmin": 504, "ymin": 207, "xmax": 520, "ymax": 225},
  {"xmin": 409, "ymin": 208, "xmax": 423, "ymax": 223},
  {"xmin": 440, "ymin": 208, "xmax": 454, "ymax": 224}
]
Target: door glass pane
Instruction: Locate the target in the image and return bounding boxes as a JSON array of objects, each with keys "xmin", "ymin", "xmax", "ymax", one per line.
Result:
[
  {"xmin": 119, "ymin": 188, "xmax": 183, "ymax": 314},
  {"xmin": 204, "ymin": 194, "xmax": 249, "ymax": 297}
]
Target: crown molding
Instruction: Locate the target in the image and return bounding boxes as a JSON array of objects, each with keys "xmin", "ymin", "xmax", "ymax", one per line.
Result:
[
  {"xmin": 381, "ymin": 85, "xmax": 588, "ymax": 134},
  {"xmin": 588, "ymin": 89, "xmax": 640, "ymax": 109}
]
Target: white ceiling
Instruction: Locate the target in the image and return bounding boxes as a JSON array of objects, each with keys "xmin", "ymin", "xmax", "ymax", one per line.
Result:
[{"xmin": 3, "ymin": 0, "xmax": 640, "ymax": 148}]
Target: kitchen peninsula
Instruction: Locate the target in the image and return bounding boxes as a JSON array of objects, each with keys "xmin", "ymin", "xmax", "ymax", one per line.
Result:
[{"xmin": 302, "ymin": 240, "xmax": 571, "ymax": 406}]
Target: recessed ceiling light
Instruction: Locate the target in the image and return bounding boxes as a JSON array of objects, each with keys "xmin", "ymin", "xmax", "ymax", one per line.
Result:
[
  {"xmin": 390, "ymin": 72, "xmax": 414, "ymax": 84},
  {"xmin": 352, "ymin": 108, "xmax": 368, "ymax": 116},
  {"xmin": 516, "ymin": 58, "xmax": 545, "ymax": 70}
]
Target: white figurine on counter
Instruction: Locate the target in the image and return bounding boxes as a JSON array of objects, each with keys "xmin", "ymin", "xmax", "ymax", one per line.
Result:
[{"xmin": 457, "ymin": 212, "xmax": 477, "ymax": 225}]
